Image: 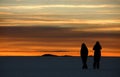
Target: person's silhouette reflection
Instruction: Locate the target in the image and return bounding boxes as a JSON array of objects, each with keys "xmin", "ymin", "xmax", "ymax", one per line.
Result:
[
  {"xmin": 93, "ymin": 41, "xmax": 102, "ymax": 69},
  {"xmin": 80, "ymin": 43, "xmax": 88, "ymax": 69}
]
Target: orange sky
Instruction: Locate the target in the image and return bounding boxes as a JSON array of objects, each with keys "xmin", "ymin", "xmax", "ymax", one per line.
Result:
[
  {"xmin": 0, "ymin": 38, "xmax": 120, "ymax": 57},
  {"xmin": 0, "ymin": 50, "xmax": 119, "ymax": 57},
  {"xmin": 0, "ymin": 0, "xmax": 120, "ymax": 57}
]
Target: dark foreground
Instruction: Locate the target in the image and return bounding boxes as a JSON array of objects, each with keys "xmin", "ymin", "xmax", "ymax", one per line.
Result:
[{"xmin": 0, "ymin": 57, "xmax": 120, "ymax": 77}]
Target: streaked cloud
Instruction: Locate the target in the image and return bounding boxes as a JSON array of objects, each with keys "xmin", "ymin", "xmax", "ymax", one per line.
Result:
[
  {"xmin": 0, "ymin": 0, "xmax": 120, "ymax": 5},
  {"xmin": 0, "ymin": 26, "xmax": 119, "ymax": 38},
  {"xmin": 73, "ymin": 27, "xmax": 120, "ymax": 32},
  {"xmin": 16, "ymin": 0, "xmax": 22, "ymax": 2},
  {"xmin": 0, "ymin": 18, "xmax": 120, "ymax": 26},
  {"xmin": 0, "ymin": 26, "xmax": 119, "ymax": 56},
  {"xmin": 0, "ymin": 12, "xmax": 13, "ymax": 15},
  {"xmin": 0, "ymin": 4, "xmax": 120, "ymax": 9},
  {"xmin": 0, "ymin": 0, "xmax": 120, "ymax": 56}
]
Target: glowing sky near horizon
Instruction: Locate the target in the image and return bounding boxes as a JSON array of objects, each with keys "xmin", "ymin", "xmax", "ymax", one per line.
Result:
[{"xmin": 0, "ymin": 0, "xmax": 120, "ymax": 56}]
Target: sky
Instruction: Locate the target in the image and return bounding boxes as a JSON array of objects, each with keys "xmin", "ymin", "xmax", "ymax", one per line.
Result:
[{"xmin": 0, "ymin": 0, "xmax": 120, "ymax": 56}]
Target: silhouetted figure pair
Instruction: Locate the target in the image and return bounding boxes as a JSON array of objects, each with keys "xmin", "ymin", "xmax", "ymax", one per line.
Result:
[{"xmin": 80, "ymin": 41, "xmax": 102, "ymax": 69}]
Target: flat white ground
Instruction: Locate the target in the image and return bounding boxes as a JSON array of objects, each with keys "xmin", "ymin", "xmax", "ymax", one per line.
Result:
[{"xmin": 0, "ymin": 57, "xmax": 120, "ymax": 77}]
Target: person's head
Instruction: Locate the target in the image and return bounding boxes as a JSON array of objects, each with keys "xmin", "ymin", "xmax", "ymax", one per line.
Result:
[
  {"xmin": 95, "ymin": 41, "xmax": 101, "ymax": 47},
  {"xmin": 81, "ymin": 43, "xmax": 86, "ymax": 48},
  {"xmin": 96, "ymin": 41, "xmax": 99, "ymax": 44}
]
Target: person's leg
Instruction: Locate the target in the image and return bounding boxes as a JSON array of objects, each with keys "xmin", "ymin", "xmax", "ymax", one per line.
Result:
[
  {"xmin": 81, "ymin": 57, "xmax": 85, "ymax": 69},
  {"xmin": 82, "ymin": 57, "xmax": 87, "ymax": 69},
  {"xmin": 84, "ymin": 57, "xmax": 88, "ymax": 69},
  {"xmin": 97, "ymin": 62, "xmax": 100, "ymax": 69},
  {"xmin": 97, "ymin": 57, "xmax": 100, "ymax": 69},
  {"xmin": 93, "ymin": 62, "xmax": 96, "ymax": 69},
  {"xmin": 93, "ymin": 61, "xmax": 95, "ymax": 69},
  {"xmin": 93, "ymin": 57, "xmax": 97, "ymax": 69}
]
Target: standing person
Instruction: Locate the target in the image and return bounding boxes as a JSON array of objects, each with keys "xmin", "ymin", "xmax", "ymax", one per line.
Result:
[
  {"xmin": 80, "ymin": 43, "xmax": 88, "ymax": 69},
  {"xmin": 93, "ymin": 41, "xmax": 102, "ymax": 69}
]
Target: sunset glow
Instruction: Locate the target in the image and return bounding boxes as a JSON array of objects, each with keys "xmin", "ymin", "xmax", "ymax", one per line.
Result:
[{"xmin": 0, "ymin": 0, "xmax": 120, "ymax": 57}]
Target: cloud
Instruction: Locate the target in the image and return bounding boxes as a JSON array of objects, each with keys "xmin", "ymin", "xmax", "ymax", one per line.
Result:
[
  {"xmin": 0, "ymin": 26, "xmax": 119, "ymax": 56},
  {"xmin": 0, "ymin": 12, "xmax": 13, "ymax": 15},
  {"xmin": 38, "ymin": 50, "xmax": 69, "ymax": 52},
  {"xmin": 94, "ymin": 10, "xmax": 120, "ymax": 14},
  {"xmin": 0, "ymin": 26, "xmax": 119, "ymax": 39},
  {"xmin": 16, "ymin": 0, "xmax": 23, "ymax": 1},
  {"xmin": 0, "ymin": 4, "xmax": 120, "ymax": 9},
  {"xmin": 0, "ymin": 18, "xmax": 120, "ymax": 26},
  {"xmin": 1, "ymin": 0, "xmax": 120, "ymax": 5},
  {"xmin": 72, "ymin": 27, "xmax": 120, "ymax": 32}
]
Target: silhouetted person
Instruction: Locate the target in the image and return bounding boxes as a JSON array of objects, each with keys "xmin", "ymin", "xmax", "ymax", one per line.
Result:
[
  {"xmin": 80, "ymin": 43, "xmax": 88, "ymax": 69},
  {"xmin": 93, "ymin": 41, "xmax": 102, "ymax": 69}
]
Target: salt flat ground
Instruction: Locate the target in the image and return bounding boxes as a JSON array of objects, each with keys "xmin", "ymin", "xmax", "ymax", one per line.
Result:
[{"xmin": 0, "ymin": 57, "xmax": 120, "ymax": 77}]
